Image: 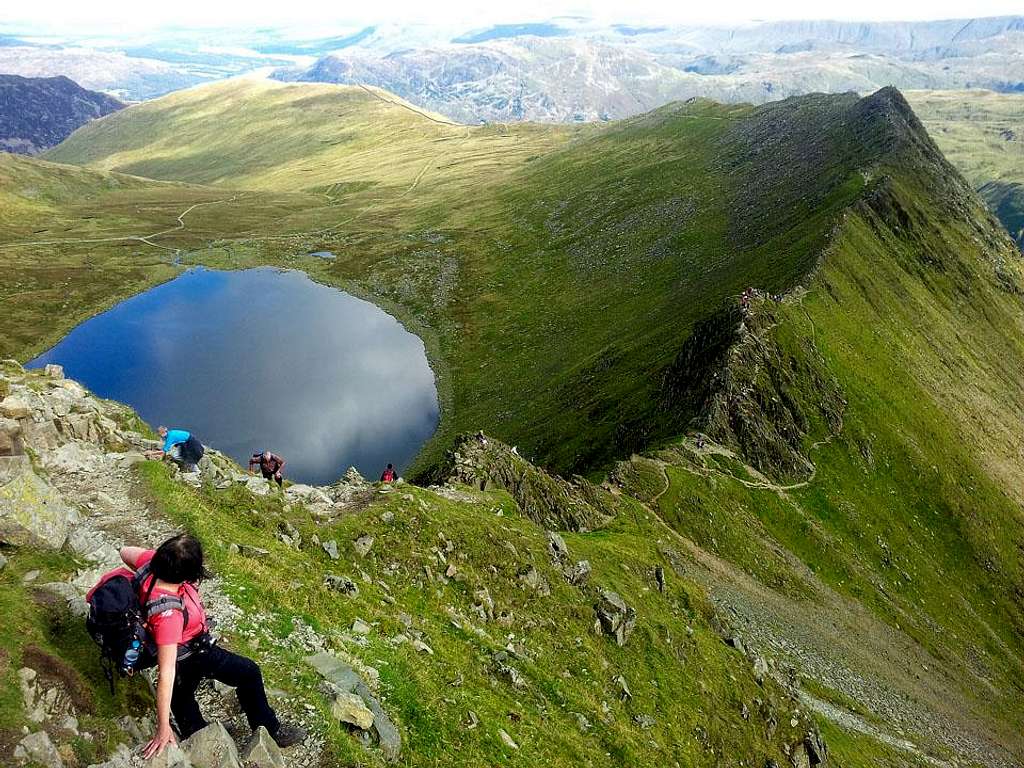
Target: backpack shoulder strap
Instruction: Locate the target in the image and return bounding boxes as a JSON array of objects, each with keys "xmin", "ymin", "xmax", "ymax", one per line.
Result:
[
  {"xmin": 131, "ymin": 561, "xmax": 152, "ymax": 591},
  {"xmin": 144, "ymin": 593, "xmax": 185, "ymax": 620}
]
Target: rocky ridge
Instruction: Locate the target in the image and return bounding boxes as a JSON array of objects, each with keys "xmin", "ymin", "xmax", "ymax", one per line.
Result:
[{"xmin": 0, "ymin": 359, "xmax": 832, "ymax": 767}]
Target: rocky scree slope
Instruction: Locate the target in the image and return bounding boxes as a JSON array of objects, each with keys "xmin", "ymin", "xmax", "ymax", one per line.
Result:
[
  {"xmin": 0, "ymin": 362, "xmax": 832, "ymax": 768},
  {"xmin": 0, "ymin": 75, "xmax": 124, "ymax": 156}
]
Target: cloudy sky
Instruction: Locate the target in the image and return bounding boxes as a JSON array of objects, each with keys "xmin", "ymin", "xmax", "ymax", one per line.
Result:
[{"xmin": 5, "ymin": 0, "xmax": 1023, "ymax": 32}]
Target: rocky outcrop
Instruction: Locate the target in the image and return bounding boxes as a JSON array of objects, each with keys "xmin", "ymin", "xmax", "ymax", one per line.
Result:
[
  {"xmin": 594, "ymin": 590, "xmax": 637, "ymax": 646},
  {"xmin": 0, "ymin": 456, "xmax": 78, "ymax": 548},
  {"xmin": 660, "ymin": 300, "xmax": 845, "ymax": 483},
  {"xmin": 0, "ymin": 74, "xmax": 124, "ymax": 155},
  {"xmin": 307, "ymin": 651, "xmax": 401, "ymax": 762},
  {"xmin": 442, "ymin": 433, "xmax": 613, "ymax": 531}
]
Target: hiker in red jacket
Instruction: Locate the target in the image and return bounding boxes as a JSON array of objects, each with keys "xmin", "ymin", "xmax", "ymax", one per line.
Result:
[
  {"xmin": 380, "ymin": 463, "xmax": 397, "ymax": 483},
  {"xmin": 104, "ymin": 534, "xmax": 305, "ymax": 757},
  {"xmin": 249, "ymin": 450, "xmax": 286, "ymax": 488}
]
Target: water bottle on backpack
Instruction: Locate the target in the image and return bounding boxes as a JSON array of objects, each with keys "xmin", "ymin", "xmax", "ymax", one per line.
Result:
[{"xmin": 122, "ymin": 639, "xmax": 142, "ymax": 675}]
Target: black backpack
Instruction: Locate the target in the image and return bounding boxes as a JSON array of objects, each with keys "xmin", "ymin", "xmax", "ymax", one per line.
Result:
[{"xmin": 86, "ymin": 563, "xmax": 186, "ymax": 692}]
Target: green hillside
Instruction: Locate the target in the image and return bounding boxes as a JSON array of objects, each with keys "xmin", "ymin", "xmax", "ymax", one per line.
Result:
[
  {"xmin": 908, "ymin": 89, "xmax": 1024, "ymax": 250},
  {"xmin": 2, "ymin": 81, "xmax": 1023, "ymax": 766},
  {"xmin": 36, "ymin": 80, "xmax": 868, "ymax": 476}
]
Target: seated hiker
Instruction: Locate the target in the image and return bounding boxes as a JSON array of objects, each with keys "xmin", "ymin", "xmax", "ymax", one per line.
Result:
[
  {"xmin": 380, "ymin": 463, "xmax": 397, "ymax": 483},
  {"xmin": 147, "ymin": 427, "xmax": 205, "ymax": 472},
  {"xmin": 249, "ymin": 450, "xmax": 286, "ymax": 488},
  {"xmin": 110, "ymin": 534, "xmax": 305, "ymax": 757}
]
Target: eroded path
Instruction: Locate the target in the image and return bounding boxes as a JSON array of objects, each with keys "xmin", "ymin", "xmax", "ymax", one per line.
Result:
[{"xmin": 620, "ymin": 435, "xmax": 1017, "ymax": 768}]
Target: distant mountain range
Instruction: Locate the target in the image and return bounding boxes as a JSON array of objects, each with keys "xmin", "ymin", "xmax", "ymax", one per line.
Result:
[
  {"xmin": 1, "ymin": 15, "xmax": 1022, "ymax": 111},
  {"xmin": 275, "ymin": 16, "xmax": 1024, "ymax": 123},
  {"xmin": 0, "ymin": 74, "xmax": 123, "ymax": 154}
]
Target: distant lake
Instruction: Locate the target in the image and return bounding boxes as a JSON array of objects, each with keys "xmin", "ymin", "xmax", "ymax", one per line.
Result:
[{"xmin": 29, "ymin": 268, "xmax": 439, "ymax": 485}]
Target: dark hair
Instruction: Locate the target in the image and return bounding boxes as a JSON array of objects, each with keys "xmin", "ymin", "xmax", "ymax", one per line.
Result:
[
  {"xmin": 387, "ymin": 463, "xmax": 393, "ymax": 469},
  {"xmin": 150, "ymin": 533, "xmax": 212, "ymax": 584}
]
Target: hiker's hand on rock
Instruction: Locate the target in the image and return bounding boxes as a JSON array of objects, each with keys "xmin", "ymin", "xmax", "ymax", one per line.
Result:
[{"xmin": 143, "ymin": 723, "xmax": 176, "ymax": 758}]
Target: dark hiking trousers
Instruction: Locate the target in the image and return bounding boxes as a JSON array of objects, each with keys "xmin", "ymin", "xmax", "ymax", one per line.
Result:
[
  {"xmin": 171, "ymin": 644, "xmax": 280, "ymax": 739},
  {"xmin": 261, "ymin": 469, "xmax": 283, "ymax": 487}
]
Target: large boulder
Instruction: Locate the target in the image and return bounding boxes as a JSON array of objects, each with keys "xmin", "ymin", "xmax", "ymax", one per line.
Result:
[
  {"xmin": 307, "ymin": 651, "xmax": 401, "ymax": 762},
  {"xmin": 0, "ymin": 416, "xmax": 24, "ymax": 456},
  {"xmin": 0, "ymin": 460, "xmax": 78, "ymax": 548},
  {"xmin": 181, "ymin": 722, "xmax": 242, "ymax": 768},
  {"xmin": 14, "ymin": 730, "xmax": 63, "ymax": 768},
  {"xmin": 0, "ymin": 394, "xmax": 32, "ymax": 419},
  {"xmin": 595, "ymin": 590, "xmax": 637, "ymax": 646}
]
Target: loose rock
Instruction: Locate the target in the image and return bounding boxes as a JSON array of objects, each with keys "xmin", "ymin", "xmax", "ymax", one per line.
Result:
[
  {"xmin": 240, "ymin": 727, "xmax": 283, "ymax": 768},
  {"xmin": 331, "ymin": 690, "xmax": 375, "ymax": 730},
  {"xmin": 354, "ymin": 534, "xmax": 374, "ymax": 557},
  {"xmin": 181, "ymin": 722, "xmax": 242, "ymax": 768},
  {"xmin": 564, "ymin": 560, "xmax": 591, "ymax": 586},
  {"xmin": 15, "ymin": 730, "xmax": 64, "ymax": 768},
  {"xmin": 595, "ymin": 590, "xmax": 636, "ymax": 646},
  {"xmin": 324, "ymin": 574, "xmax": 359, "ymax": 596},
  {"xmin": 499, "ymin": 729, "xmax": 519, "ymax": 750}
]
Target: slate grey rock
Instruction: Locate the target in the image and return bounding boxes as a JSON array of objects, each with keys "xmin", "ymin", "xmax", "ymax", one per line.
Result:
[
  {"xmin": 181, "ymin": 722, "xmax": 241, "ymax": 768},
  {"xmin": 324, "ymin": 574, "xmax": 359, "ymax": 596},
  {"xmin": 753, "ymin": 656, "xmax": 769, "ymax": 684},
  {"xmin": 595, "ymin": 590, "xmax": 636, "ymax": 646},
  {"xmin": 0, "ymin": 462, "xmax": 78, "ymax": 548},
  {"xmin": 546, "ymin": 531, "xmax": 568, "ymax": 560},
  {"xmin": 306, "ymin": 651, "xmax": 401, "ymax": 762},
  {"xmin": 15, "ymin": 730, "xmax": 64, "ymax": 768},
  {"xmin": 354, "ymin": 534, "xmax": 374, "ymax": 557},
  {"xmin": 323, "ymin": 539, "xmax": 340, "ymax": 560},
  {"xmin": 241, "ymin": 726, "xmax": 284, "ymax": 768},
  {"xmin": 564, "ymin": 560, "xmax": 591, "ymax": 586}
]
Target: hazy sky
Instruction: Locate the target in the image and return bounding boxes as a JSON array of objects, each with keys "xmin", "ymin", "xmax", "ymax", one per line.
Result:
[{"xmin": 5, "ymin": 0, "xmax": 1023, "ymax": 32}]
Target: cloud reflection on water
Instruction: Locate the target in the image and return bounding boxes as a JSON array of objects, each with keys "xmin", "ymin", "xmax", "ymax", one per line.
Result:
[{"xmin": 30, "ymin": 267, "xmax": 439, "ymax": 485}]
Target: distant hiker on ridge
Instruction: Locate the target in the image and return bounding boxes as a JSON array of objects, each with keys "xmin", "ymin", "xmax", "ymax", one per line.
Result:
[
  {"xmin": 87, "ymin": 534, "xmax": 306, "ymax": 757},
  {"xmin": 380, "ymin": 463, "xmax": 397, "ymax": 483},
  {"xmin": 249, "ymin": 450, "xmax": 286, "ymax": 488},
  {"xmin": 146, "ymin": 427, "xmax": 205, "ymax": 472}
]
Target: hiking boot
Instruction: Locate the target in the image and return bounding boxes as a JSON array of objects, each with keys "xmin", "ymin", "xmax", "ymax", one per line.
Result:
[{"xmin": 272, "ymin": 722, "xmax": 307, "ymax": 748}]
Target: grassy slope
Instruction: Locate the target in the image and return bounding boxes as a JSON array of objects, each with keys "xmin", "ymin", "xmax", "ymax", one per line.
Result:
[
  {"xmin": 125, "ymin": 461, "xmax": 814, "ymax": 768},
  {"xmin": 907, "ymin": 90, "xmax": 1024, "ymax": 249},
  {"xmin": 1, "ymin": 82, "xmax": 1022, "ymax": 766},
  {"xmin": 35, "ymin": 81, "xmax": 870, "ymax": 478},
  {"xmin": 619, "ymin": 96, "xmax": 1024, "ymax": 762}
]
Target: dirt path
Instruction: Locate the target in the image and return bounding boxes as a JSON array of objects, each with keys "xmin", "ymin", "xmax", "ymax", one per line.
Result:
[
  {"xmin": 1, "ymin": 371, "xmax": 324, "ymax": 767},
  {"xmin": 622, "ymin": 438, "xmax": 1016, "ymax": 768},
  {"xmin": 357, "ymin": 84, "xmax": 463, "ymax": 127},
  {"xmin": 0, "ymin": 196, "xmax": 242, "ymax": 257}
]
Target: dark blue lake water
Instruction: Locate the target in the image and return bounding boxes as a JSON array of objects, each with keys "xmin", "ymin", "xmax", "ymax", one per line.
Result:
[{"xmin": 29, "ymin": 267, "xmax": 439, "ymax": 485}]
